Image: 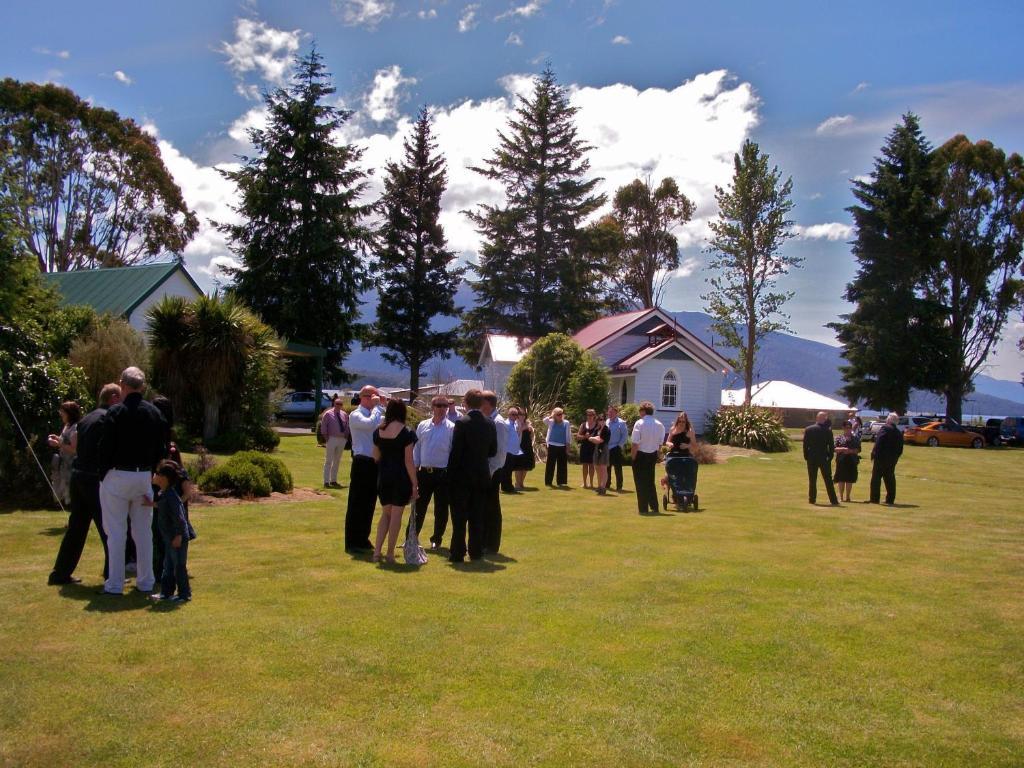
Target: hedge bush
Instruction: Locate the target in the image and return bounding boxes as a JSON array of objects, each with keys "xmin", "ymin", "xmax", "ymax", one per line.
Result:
[
  {"xmin": 705, "ymin": 406, "xmax": 790, "ymax": 452},
  {"xmin": 198, "ymin": 451, "xmax": 291, "ymax": 497},
  {"xmin": 232, "ymin": 450, "xmax": 292, "ymax": 493}
]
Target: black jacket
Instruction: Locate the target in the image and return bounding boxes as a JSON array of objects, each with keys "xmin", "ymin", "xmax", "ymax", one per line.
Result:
[
  {"xmin": 803, "ymin": 422, "xmax": 835, "ymax": 463},
  {"xmin": 871, "ymin": 424, "xmax": 904, "ymax": 463},
  {"xmin": 447, "ymin": 410, "xmax": 496, "ymax": 490},
  {"xmin": 72, "ymin": 407, "xmax": 108, "ymax": 475},
  {"xmin": 97, "ymin": 392, "xmax": 168, "ymax": 477},
  {"xmin": 156, "ymin": 487, "xmax": 188, "ymax": 541}
]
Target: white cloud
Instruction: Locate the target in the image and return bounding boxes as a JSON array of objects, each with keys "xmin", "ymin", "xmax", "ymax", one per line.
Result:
[
  {"xmin": 221, "ymin": 18, "xmax": 301, "ymax": 99},
  {"xmin": 335, "ymin": 0, "xmax": 395, "ymax": 27},
  {"xmin": 458, "ymin": 4, "xmax": 479, "ymax": 32},
  {"xmin": 506, "ymin": 32, "xmax": 523, "ymax": 46},
  {"xmin": 418, "ymin": 8, "xmax": 437, "ymax": 19},
  {"xmin": 851, "ymin": 174, "xmax": 870, "ymax": 184},
  {"xmin": 228, "ymin": 106, "xmax": 270, "ymax": 145},
  {"xmin": 496, "ymin": 0, "xmax": 545, "ymax": 21},
  {"xmin": 611, "ymin": 35, "xmax": 630, "ymax": 45},
  {"xmin": 673, "ymin": 257, "xmax": 700, "ymax": 278},
  {"xmin": 853, "ymin": 81, "xmax": 869, "ymax": 94},
  {"xmin": 113, "ymin": 70, "xmax": 133, "ymax": 86},
  {"xmin": 815, "ymin": 114, "xmax": 855, "ymax": 135},
  {"xmin": 33, "ymin": 47, "xmax": 70, "ymax": 59},
  {"xmin": 793, "ymin": 222, "xmax": 854, "ymax": 241},
  {"xmin": 365, "ymin": 65, "xmax": 417, "ymax": 122}
]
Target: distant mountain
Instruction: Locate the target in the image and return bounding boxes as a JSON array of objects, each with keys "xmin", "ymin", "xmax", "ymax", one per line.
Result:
[{"xmin": 341, "ymin": 292, "xmax": 1024, "ymax": 415}]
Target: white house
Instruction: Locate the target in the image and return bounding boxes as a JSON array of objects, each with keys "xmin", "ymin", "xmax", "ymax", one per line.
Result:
[{"xmin": 481, "ymin": 308, "xmax": 731, "ymax": 433}]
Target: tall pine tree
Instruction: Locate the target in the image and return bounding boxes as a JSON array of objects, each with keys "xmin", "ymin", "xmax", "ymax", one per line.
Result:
[
  {"xmin": 829, "ymin": 114, "xmax": 949, "ymax": 413},
  {"xmin": 461, "ymin": 68, "xmax": 608, "ymax": 360},
  {"xmin": 369, "ymin": 109, "xmax": 464, "ymax": 397},
  {"xmin": 218, "ymin": 47, "xmax": 373, "ymax": 387}
]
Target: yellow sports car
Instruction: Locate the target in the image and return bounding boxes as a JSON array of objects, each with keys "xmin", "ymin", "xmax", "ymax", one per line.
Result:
[{"xmin": 903, "ymin": 421, "xmax": 985, "ymax": 448}]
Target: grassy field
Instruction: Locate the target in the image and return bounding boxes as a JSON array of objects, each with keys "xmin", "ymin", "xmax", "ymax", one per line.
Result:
[{"xmin": 1, "ymin": 436, "xmax": 1022, "ymax": 767}]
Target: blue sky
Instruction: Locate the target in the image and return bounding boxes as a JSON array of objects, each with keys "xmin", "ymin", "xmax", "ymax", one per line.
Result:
[{"xmin": 3, "ymin": 0, "xmax": 1024, "ymax": 379}]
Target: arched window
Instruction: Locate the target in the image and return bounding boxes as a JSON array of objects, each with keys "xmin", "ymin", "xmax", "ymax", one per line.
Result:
[
  {"xmin": 620, "ymin": 379, "xmax": 628, "ymax": 405},
  {"xmin": 661, "ymin": 369, "xmax": 677, "ymax": 409}
]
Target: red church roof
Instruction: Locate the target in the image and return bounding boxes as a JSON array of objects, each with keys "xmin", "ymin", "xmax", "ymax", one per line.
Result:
[{"xmin": 572, "ymin": 308, "xmax": 652, "ymax": 349}]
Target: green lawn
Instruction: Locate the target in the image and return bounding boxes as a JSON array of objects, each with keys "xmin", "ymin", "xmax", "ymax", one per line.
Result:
[{"xmin": 1, "ymin": 437, "xmax": 1022, "ymax": 767}]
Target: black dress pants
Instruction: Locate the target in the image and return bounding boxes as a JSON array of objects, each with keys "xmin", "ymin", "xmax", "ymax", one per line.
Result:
[
  {"xmin": 449, "ymin": 484, "xmax": 486, "ymax": 561},
  {"xmin": 632, "ymin": 451, "xmax": 659, "ymax": 514},
  {"xmin": 345, "ymin": 455, "xmax": 378, "ymax": 551},
  {"xmin": 544, "ymin": 445, "xmax": 568, "ymax": 485},
  {"xmin": 807, "ymin": 460, "xmax": 839, "ymax": 504},
  {"xmin": 51, "ymin": 469, "xmax": 109, "ymax": 581},
  {"xmin": 869, "ymin": 460, "xmax": 897, "ymax": 504},
  {"xmin": 605, "ymin": 446, "xmax": 624, "ymax": 490},
  {"xmin": 414, "ymin": 468, "xmax": 450, "ymax": 545},
  {"xmin": 500, "ymin": 455, "xmax": 517, "ymax": 492},
  {"xmin": 483, "ymin": 470, "xmax": 503, "ymax": 554}
]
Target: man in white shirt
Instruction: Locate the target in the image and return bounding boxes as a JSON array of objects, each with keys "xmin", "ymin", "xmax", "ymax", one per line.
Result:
[
  {"xmin": 543, "ymin": 408, "xmax": 571, "ymax": 487},
  {"xmin": 481, "ymin": 390, "xmax": 509, "ymax": 554},
  {"xmin": 413, "ymin": 396, "xmax": 456, "ymax": 550},
  {"xmin": 604, "ymin": 405, "xmax": 628, "ymax": 492},
  {"xmin": 630, "ymin": 401, "xmax": 665, "ymax": 515},
  {"xmin": 344, "ymin": 385, "xmax": 384, "ymax": 552},
  {"xmin": 319, "ymin": 395, "xmax": 349, "ymax": 488},
  {"xmin": 500, "ymin": 407, "xmax": 523, "ymax": 493}
]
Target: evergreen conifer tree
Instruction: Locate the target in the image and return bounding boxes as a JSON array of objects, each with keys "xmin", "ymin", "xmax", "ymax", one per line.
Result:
[
  {"xmin": 829, "ymin": 114, "xmax": 949, "ymax": 413},
  {"xmin": 461, "ymin": 68, "xmax": 608, "ymax": 360},
  {"xmin": 218, "ymin": 47, "xmax": 373, "ymax": 387},
  {"xmin": 370, "ymin": 109, "xmax": 464, "ymax": 397}
]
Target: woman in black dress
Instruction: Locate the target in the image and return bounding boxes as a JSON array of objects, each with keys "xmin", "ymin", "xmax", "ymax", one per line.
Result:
[
  {"xmin": 833, "ymin": 420, "xmax": 861, "ymax": 502},
  {"xmin": 513, "ymin": 407, "xmax": 535, "ymax": 489},
  {"xmin": 576, "ymin": 409, "xmax": 600, "ymax": 488},
  {"xmin": 372, "ymin": 400, "xmax": 419, "ymax": 563},
  {"xmin": 589, "ymin": 414, "xmax": 612, "ymax": 495},
  {"xmin": 665, "ymin": 411, "xmax": 695, "ymax": 457}
]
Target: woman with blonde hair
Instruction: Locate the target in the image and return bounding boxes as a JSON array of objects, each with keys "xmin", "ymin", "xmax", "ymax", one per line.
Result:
[{"xmin": 665, "ymin": 411, "xmax": 695, "ymax": 457}]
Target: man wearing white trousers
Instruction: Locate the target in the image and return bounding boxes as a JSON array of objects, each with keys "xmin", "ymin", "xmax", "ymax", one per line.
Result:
[
  {"xmin": 320, "ymin": 395, "xmax": 350, "ymax": 488},
  {"xmin": 97, "ymin": 367, "xmax": 168, "ymax": 595}
]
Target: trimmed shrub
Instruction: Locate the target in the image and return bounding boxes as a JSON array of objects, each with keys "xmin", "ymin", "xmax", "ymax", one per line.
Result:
[
  {"xmin": 231, "ymin": 450, "xmax": 292, "ymax": 493},
  {"xmin": 199, "ymin": 460, "xmax": 272, "ymax": 498},
  {"xmin": 690, "ymin": 440, "xmax": 718, "ymax": 465},
  {"xmin": 705, "ymin": 406, "xmax": 790, "ymax": 452}
]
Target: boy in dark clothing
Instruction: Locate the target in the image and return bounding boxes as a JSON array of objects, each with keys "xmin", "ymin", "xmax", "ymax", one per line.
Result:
[{"xmin": 145, "ymin": 462, "xmax": 191, "ymax": 602}]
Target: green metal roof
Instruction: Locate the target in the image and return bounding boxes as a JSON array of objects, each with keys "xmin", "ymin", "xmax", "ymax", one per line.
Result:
[{"xmin": 42, "ymin": 262, "xmax": 203, "ymax": 317}]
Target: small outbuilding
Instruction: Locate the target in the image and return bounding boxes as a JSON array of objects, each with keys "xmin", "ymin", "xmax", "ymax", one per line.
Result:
[{"xmin": 722, "ymin": 380, "xmax": 855, "ymax": 427}]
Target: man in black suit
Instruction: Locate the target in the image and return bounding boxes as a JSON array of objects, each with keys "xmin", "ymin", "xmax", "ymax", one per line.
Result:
[
  {"xmin": 804, "ymin": 411, "xmax": 839, "ymax": 506},
  {"xmin": 870, "ymin": 412, "xmax": 904, "ymax": 504},
  {"xmin": 446, "ymin": 389, "xmax": 496, "ymax": 562}
]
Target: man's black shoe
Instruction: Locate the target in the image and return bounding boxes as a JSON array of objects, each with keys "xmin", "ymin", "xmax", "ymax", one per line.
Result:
[{"xmin": 48, "ymin": 575, "xmax": 81, "ymax": 585}]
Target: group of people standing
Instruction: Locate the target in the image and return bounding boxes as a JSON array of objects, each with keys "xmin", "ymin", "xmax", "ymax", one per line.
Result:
[
  {"xmin": 803, "ymin": 411, "xmax": 904, "ymax": 506},
  {"xmin": 46, "ymin": 366, "xmax": 193, "ymax": 602}
]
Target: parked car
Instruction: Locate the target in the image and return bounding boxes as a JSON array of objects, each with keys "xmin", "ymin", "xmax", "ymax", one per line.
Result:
[
  {"xmin": 276, "ymin": 391, "xmax": 333, "ymax": 418},
  {"xmin": 1001, "ymin": 416, "xmax": 1024, "ymax": 445},
  {"xmin": 977, "ymin": 417, "xmax": 1005, "ymax": 447},
  {"xmin": 865, "ymin": 415, "xmax": 940, "ymax": 440},
  {"xmin": 903, "ymin": 421, "xmax": 985, "ymax": 448}
]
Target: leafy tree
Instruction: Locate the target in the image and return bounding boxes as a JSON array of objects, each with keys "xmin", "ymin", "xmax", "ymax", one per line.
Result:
[
  {"xmin": 68, "ymin": 314, "xmax": 148, "ymax": 397},
  {"xmin": 369, "ymin": 109, "xmax": 464, "ymax": 397},
  {"xmin": 461, "ymin": 68, "xmax": 608, "ymax": 361},
  {"xmin": 218, "ymin": 47, "xmax": 373, "ymax": 387},
  {"xmin": 0, "ymin": 78, "xmax": 197, "ymax": 272},
  {"xmin": 703, "ymin": 140, "xmax": 799, "ymax": 406},
  {"xmin": 147, "ymin": 295, "xmax": 283, "ymax": 446},
  {"xmin": 0, "ymin": 159, "xmax": 90, "ymax": 505},
  {"xmin": 607, "ymin": 177, "xmax": 695, "ymax": 309},
  {"xmin": 505, "ymin": 333, "xmax": 609, "ymax": 423},
  {"xmin": 829, "ymin": 114, "xmax": 952, "ymax": 413},
  {"xmin": 926, "ymin": 135, "xmax": 1024, "ymax": 422}
]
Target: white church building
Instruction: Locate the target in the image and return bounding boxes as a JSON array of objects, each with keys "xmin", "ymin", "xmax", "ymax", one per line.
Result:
[{"xmin": 478, "ymin": 307, "xmax": 731, "ymax": 433}]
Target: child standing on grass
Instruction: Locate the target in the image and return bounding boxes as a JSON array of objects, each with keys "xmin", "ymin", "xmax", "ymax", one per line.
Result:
[{"xmin": 145, "ymin": 461, "xmax": 191, "ymax": 603}]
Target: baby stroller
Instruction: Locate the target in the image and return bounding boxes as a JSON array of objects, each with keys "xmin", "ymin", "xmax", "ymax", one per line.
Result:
[{"xmin": 662, "ymin": 455, "xmax": 699, "ymax": 512}]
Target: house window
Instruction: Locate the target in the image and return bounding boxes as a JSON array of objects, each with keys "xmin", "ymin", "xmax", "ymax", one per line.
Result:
[
  {"xmin": 661, "ymin": 370, "xmax": 677, "ymax": 409},
  {"xmin": 620, "ymin": 379, "xmax": 628, "ymax": 405}
]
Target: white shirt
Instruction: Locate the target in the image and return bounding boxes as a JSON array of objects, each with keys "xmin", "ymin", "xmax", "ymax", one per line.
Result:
[
  {"xmin": 348, "ymin": 405, "xmax": 384, "ymax": 457},
  {"xmin": 413, "ymin": 417, "xmax": 455, "ymax": 468},
  {"xmin": 505, "ymin": 418, "xmax": 523, "ymax": 457},
  {"xmin": 631, "ymin": 414, "xmax": 666, "ymax": 453},
  {"xmin": 488, "ymin": 412, "xmax": 510, "ymax": 475}
]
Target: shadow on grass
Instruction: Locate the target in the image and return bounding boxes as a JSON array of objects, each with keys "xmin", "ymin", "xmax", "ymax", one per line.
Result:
[
  {"xmin": 38, "ymin": 526, "xmax": 66, "ymax": 536},
  {"xmin": 58, "ymin": 583, "xmax": 153, "ymax": 613},
  {"xmin": 483, "ymin": 552, "xmax": 517, "ymax": 564},
  {"xmin": 448, "ymin": 559, "xmax": 507, "ymax": 573}
]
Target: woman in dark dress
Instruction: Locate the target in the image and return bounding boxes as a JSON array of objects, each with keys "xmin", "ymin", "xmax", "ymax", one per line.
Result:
[
  {"xmin": 833, "ymin": 419, "xmax": 861, "ymax": 502},
  {"xmin": 665, "ymin": 411, "xmax": 695, "ymax": 457},
  {"xmin": 589, "ymin": 414, "xmax": 611, "ymax": 496},
  {"xmin": 372, "ymin": 399, "xmax": 419, "ymax": 563},
  {"xmin": 576, "ymin": 409, "xmax": 600, "ymax": 488},
  {"xmin": 513, "ymin": 408, "xmax": 535, "ymax": 489}
]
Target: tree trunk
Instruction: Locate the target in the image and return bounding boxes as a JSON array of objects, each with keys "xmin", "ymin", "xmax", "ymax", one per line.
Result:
[
  {"xmin": 743, "ymin": 321, "xmax": 756, "ymax": 407},
  {"xmin": 203, "ymin": 398, "xmax": 221, "ymax": 442},
  {"xmin": 945, "ymin": 385, "xmax": 964, "ymax": 424},
  {"xmin": 409, "ymin": 364, "xmax": 420, "ymax": 402}
]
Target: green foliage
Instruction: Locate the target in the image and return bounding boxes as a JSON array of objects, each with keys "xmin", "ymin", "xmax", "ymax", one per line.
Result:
[
  {"xmin": 506, "ymin": 333, "xmax": 610, "ymax": 423},
  {"xmin": 460, "ymin": 68, "xmax": 612, "ymax": 361},
  {"xmin": 369, "ymin": 109, "xmax": 464, "ymax": 395},
  {"xmin": 147, "ymin": 294, "xmax": 284, "ymax": 446},
  {"xmin": 0, "ymin": 78, "xmax": 197, "ymax": 271},
  {"xmin": 617, "ymin": 402, "xmax": 640, "ymax": 429},
  {"xmin": 68, "ymin": 314, "xmax": 147, "ymax": 397},
  {"xmin": 703, "ymin": 140, "xmax": 798, "ymax": 406},
  {"xmin": 608, "ymin": 177, "xmax": 695, "ymax": 309},
  {"xmin": 198, "ymin": 450, "xmax": 292, "ymax": 497},
  {"xmin": 218, "ymin": 48, "xmax": 373, "ymax": 387},
  {"xmin": 830, "ymin": 114, "xmax": 950, "ymax": 413},
  {"xmin": 705, "ymin": 406, "xmax": 790, "ymax": 453}
]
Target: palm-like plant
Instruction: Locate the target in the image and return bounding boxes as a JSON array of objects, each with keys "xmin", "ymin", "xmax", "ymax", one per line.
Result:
[{"xmin": 147, "ymin": 295, "xmax": 192, "ymax": 406}]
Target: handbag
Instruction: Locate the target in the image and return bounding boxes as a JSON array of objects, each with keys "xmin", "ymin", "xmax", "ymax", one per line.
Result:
[{"xmin": 403, "ymin": 518, "xmax": 427, "ymax": 565}]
